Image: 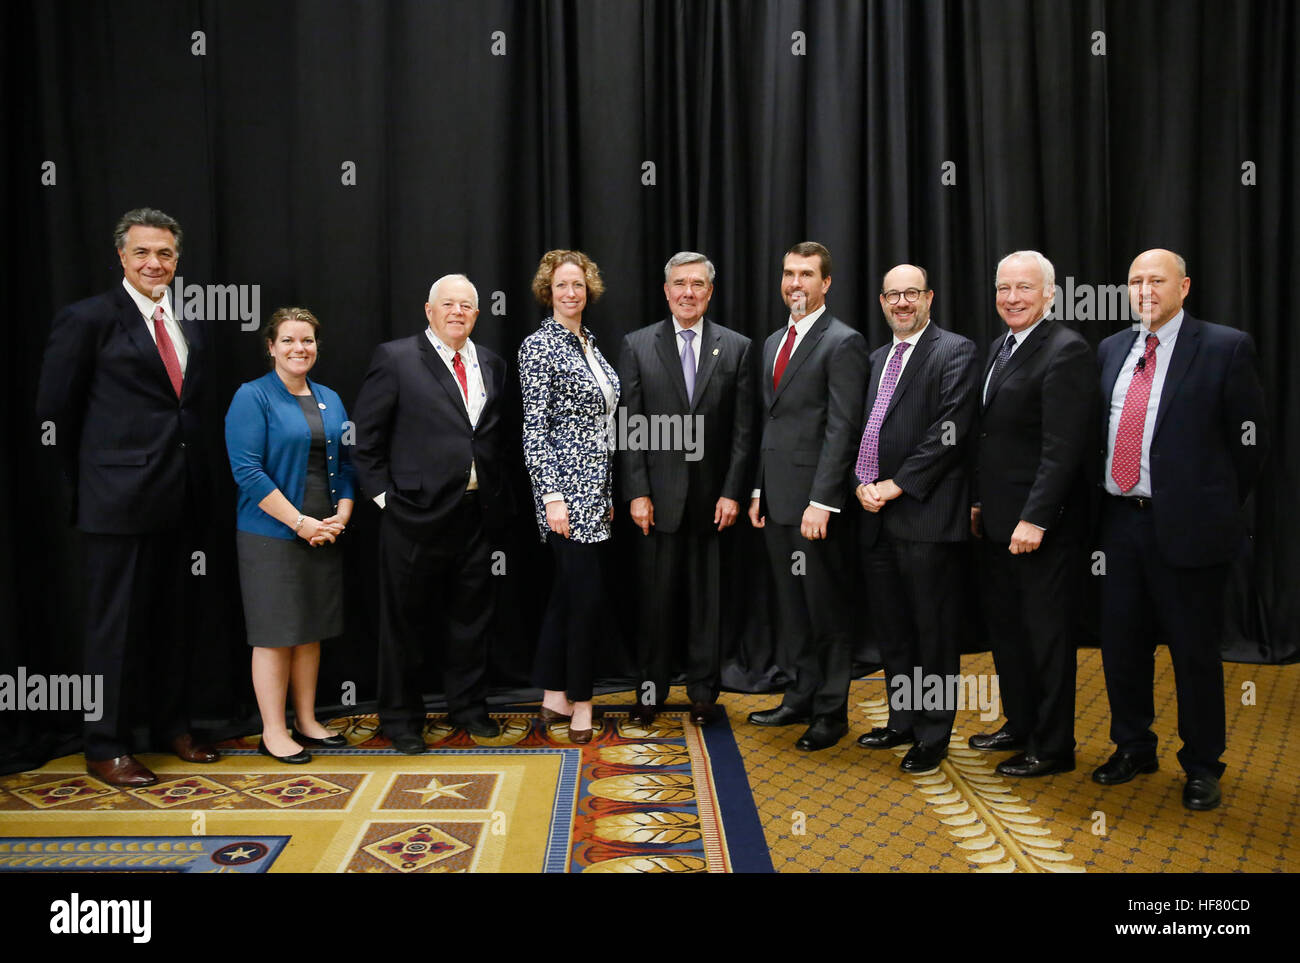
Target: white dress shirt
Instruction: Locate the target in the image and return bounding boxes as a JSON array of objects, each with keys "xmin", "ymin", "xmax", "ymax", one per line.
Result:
[
  {"xmin": 122, "ymin": 277, "xmax": 188, "ymax": 372},
  {"xmin": 1104, "ymin": 310, "xmax": 1184, "ymax": 498},
  {"xmin": 673, "ymin": 316, "xmax": 704, "ymax": 371}
]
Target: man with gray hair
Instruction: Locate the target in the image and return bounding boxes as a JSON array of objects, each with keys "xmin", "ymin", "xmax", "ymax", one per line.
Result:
[
  {"xmin": 968, "ymin": 250, "xmax": 1095, "ymax": 777},
  {"xmin": 352, "ymin": 273, "xmax": 515, "ymax": 750},
  {"xmin": 616, "ymin": 252, "xmax": 755, "ymax": 725},
  {"xmin": 37, "ymin": 208, "xmax": 220, "ymax": 786}
]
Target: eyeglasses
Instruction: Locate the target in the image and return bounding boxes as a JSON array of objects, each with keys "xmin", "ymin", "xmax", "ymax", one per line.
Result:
[{"xmin": 882, "ymin": 288, "xmax": 927, "ymax": 304}]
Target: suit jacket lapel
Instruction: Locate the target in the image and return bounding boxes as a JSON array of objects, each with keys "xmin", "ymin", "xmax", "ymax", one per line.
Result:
[
  {"xmin": 689, "ymin": 319, "xmax": 722, "ymax": 412},
  {"xmin": 655, "ymin": 319, "xmax": 692, "ymax": 409},
  {"xmin": 882, "ymin": 325, "xmax": 937, "ymax": 422},
  {"xmin": 117, "ymin": 287, "xmax": 176, "ymax": 398},
  {"xmin": 419, "ymin": 334, "xmax": 472, "ymax": 428},
  {"xmin": 984, "ymin": 320, "xmax": 1047, "ymax": 408},
  {"xmin": 1153, "ymin": 315, "xmax": 1200, "ymax": 439},
  {"xmin": 774, "ymin": 313, "xmax": 829, "ymax": 405}
]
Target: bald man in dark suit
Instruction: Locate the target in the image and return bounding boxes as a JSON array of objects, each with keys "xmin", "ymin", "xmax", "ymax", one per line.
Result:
[{"xmin": 1093, "ymin": 248, "xmax": 1267, "ymax": 811}]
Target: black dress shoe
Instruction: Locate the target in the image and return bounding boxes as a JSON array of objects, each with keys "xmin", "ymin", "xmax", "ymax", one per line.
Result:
[
  {"xmin": 1183, "ymin": 775, "xmax": 1221, "ymax": 811},
  {"xmin": 628, "ymin": 704, "xmax": 656, "ymax": 725},
  {"xmin": 457, "ymin": 717, "xmax": 502, "ymax": 739},
  {"xmin": 748, "ymin": 705, "xmax": 811, "ymax": 727},
  {"xmin": 292, "ymin": 729, "xmax": 348, "ymax": 748},
  {"xmin": 689, "ymin": 703, "xmax": 718, "ymax": 726},
  {"xmin": 969, "ymin": 727, "xmax": 1026, "ymax": 752},
  {"xmin": 257, "ymin": 739, "xmax": 312, "ymax": 764},
  {"xmin": 389, "ymin": 732, "xmax": 427, "ymax": 754},
  {"xmin": 996, "ymin": 752, "xmax": 1075, "ymax": 777},
  {"xmin": 900, "ymin": 742, "xmax": 948, "ymax": 773},
  {"xmin": 856, "ymin": 727, "xmax": 915, "ymax": 749},
  {"xmin": 1092, "ymin": 750, "xmax": 1158, "ymax": 785},
  {"xmin": 795, "ymin": 718, "xmax": 849, "ymax": 752}
]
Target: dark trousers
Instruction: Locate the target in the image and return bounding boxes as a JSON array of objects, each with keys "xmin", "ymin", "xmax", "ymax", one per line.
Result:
[
  {"xmin": 979, "ymin": 532, "xmax": 1077, "ymax": 759},
  {"xmin": 1099, "ymin": 498, "xmax": 1228, "ymax": 777},
  {"xmin": 862, "ymin": 531, "xmax": 963, "ymax": 747},
  {"xmin": 533, "ymin": 533, "xmax": 608, "ymax": 702},
  {"xmin": 763, "ymin": 521, "xmax": 853, "ymax": 720},
  {"xmin": 634, "ymin": 526, "xmax": 722, "ymax": 707},
  {"xmin": 82, "ymin": 530, "xmax": 194, "ymax": 761},
  {"xmin": 376, "ymin": 494, "xmax": 491, "ymax": 734}
]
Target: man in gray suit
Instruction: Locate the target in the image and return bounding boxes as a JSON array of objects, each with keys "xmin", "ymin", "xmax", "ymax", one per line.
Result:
[
  {"xmin": 617, "ymin": 252, "xmax": 756, "ymax": 726},
  {"xmin": 747, "ymin": 242, "xmax": 869, "ymax": 751},
  {"xmin": 851, "ymin": 264, "xmax": 979, "ymax": 773}
]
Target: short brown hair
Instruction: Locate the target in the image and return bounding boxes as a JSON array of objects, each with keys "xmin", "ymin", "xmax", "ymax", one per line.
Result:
[
  {"xmin": 532, "ymin": 249, "xmax": 605, "ymax": 307},
  {"xmin": 261, "ymin": 307, "xmax": 320, "ymax": 366},
  {"xmin": 786, "ymin": 241, "xmax": 832, "ymax": 279}
]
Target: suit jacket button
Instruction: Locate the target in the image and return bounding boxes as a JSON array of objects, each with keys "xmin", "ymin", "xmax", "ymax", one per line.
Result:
[{"xmin": 179, "ymin": 442, "xmax": 186, "ymax": 448}]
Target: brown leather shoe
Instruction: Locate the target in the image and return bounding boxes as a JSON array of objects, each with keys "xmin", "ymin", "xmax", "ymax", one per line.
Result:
[
  {"xmin": 568, "ymin": 726, "xmax": 593, "ymax": 745},
  {"xmin": 86, "ymin": 755, "xmax": 158, "ymax": 787},
  {"xmin": 171, "ymin": 733, "xmax": 220, "ymax": 763}
]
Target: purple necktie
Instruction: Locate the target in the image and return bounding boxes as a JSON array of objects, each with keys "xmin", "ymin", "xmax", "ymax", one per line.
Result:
[
  {"xmin": 680, "ymin": 328, "xmax": 696, "ymax": 402},
  {"xmin": 854, "ymin": 341, "xmax": 910, "ymax": 485}
]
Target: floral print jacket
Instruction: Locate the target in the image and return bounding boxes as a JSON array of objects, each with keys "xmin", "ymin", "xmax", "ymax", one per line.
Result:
[{"xmin": 519, "ymin": 318, "xmax": 622, "ymax": 543}]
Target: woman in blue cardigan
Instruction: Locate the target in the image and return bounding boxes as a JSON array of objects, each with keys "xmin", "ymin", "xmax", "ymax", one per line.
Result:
[
  {"xmin": 225, "ymin": 307, "xmax": 355, "ymax": 763},
  {"xmin": 519, "ymin": 250, "xmax": 620, "ymax": 744}
]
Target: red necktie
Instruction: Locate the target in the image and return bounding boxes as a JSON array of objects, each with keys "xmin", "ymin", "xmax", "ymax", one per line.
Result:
[
  {"xmin": 1111, "ymin": 334, "xmax": 1158, "ymax": 492},
  {"xmin": 772, "ymin": 324, "xmax": 797, "ymax": 390},
  {"xmin": 452, "ymin": 350, "xmax": 469, "ymax": 401},
  {"xmin": 153, "ymin": 305, "xmax": 184, "ymax": 398}
]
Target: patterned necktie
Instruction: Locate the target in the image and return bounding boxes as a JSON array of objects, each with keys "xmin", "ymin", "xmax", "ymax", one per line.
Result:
[
  {"xmin": 452, "ymin": 350, "xmax": 469, "ymax": 401},
  {"xmin": 152, "ymin": 305, "xmax": 183, "ymax": 398},
  {"xmin": 854, "ymin": 341, "xmax": 911, "ymax": 485},
  {"xmin": 772, "ymin": 324, "xmax": 797, "ymax": 390},
  {"xmin": 984, "ymin": 331, "xmax": 1016, "ymax": 402},
  {"xmin": 1111, "ymin": 334, "xmax": 1159, "ymax": 492},
  {"xmin": 680, "ymin": 328, "xmax": 697, "ymax": 402}
]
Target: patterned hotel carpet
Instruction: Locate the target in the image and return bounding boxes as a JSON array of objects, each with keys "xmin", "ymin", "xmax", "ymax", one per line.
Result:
[
  {"xmin": 1, "ymin": 647, "xmax": 1294, "ymax": 872},
  {"xmin": 708, "ymin": 648, "xmax": 1298, "ymax": 872},
  {"xmin": 0, "ymin": 710, "xmax": 768, "ymax": 873}
]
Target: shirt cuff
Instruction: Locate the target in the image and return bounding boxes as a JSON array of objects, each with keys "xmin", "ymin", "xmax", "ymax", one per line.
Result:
[
  {"xmin": 810, "ymin": 501, "xmax": 841, "ymax": 514},
  {"xmin": 750, "ymin": 489, "xmax": 761, "ymax": 500},
  {"xmin": 542, "ymin": 491, "xmax": 565, "ymax": 504}
]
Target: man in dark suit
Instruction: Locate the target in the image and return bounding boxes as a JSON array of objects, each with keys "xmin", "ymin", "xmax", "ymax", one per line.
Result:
[
  {"xmin": 852, "ymin": 264, "xmax": 979, "ymax": 773},
  {"xmin": 969, "ymin": 250, "xmax": 1094, "ymax": 777},
  {"xmin": 617, "ymin": 252, "xmax": 755, "ymax": 726},
  {"xmin": 352, "ymin": 274, "xmax": 513, "ymax": 752},
  {"xmin": 1093, "ymin": 248, "xmax": 1267, "ymax": 811},
  {"xmin": 36, "ymin": 208, "xmax": 219, "ymax": 787},
  {"xmin": 747, "ymin": 242, "xmax": 869, "ymax": 751}
]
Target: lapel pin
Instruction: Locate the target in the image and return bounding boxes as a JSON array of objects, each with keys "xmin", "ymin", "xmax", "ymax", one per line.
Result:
[{"xmin": 318, "ymin": 402, "xmax": 327, "ymax": 410}]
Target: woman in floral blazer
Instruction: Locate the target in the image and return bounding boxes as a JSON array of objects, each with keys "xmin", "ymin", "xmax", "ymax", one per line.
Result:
[{"xmin": 518, "ymin": 250, "xmax": 620, "ymax": 744}]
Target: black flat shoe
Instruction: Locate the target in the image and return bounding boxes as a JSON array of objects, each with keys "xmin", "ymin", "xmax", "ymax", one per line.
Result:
[
  {"xmin": 1092, "ymin": 750, "xmax": 1158, "ymax": 785},
  {"xmin": 857, "ymin": 727, "xmax": 915, "ymax": 749},
  {"xmin": 258, "ymin": 739, "xmax": 312, "ymax": 764},
  {"xmin": 292, "ymin": 728, "xmax": 348, "ymax": 748},
  {"xmin": 749, "ymin": 705, "xmax": 811, "ymax": 727},
  {"xmin": 1183, "ymin": 775, "xmax": 1221, "ymax": 811},
  {"xmin": 996, "ymin": 752, "xmax": 1075, "ymax": 777}
]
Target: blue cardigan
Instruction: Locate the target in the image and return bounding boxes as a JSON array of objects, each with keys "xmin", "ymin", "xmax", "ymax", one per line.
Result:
[{"xmin": 225, "ymin": 371, "xmax": 356, "ymax": 538}]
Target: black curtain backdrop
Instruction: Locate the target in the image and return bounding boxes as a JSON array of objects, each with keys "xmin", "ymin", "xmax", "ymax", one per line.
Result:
[{"xmin": 4, "ymin": 1, "xmax": 1297, "ymax": 766}]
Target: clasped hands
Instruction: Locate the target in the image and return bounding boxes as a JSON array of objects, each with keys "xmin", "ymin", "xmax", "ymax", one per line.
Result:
[
  {"xmin": 299, "ymin": 513, "xmax": 348, "ymax": 547},
  {"xmin": 855, "ymin": 478, "xmax": 902, "ymax": 513}
]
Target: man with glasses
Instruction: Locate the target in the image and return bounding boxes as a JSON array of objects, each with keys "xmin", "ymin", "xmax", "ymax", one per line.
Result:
[{"xmin": 851, "ymin": 265, "xmax": 979, "ymax": 772}]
